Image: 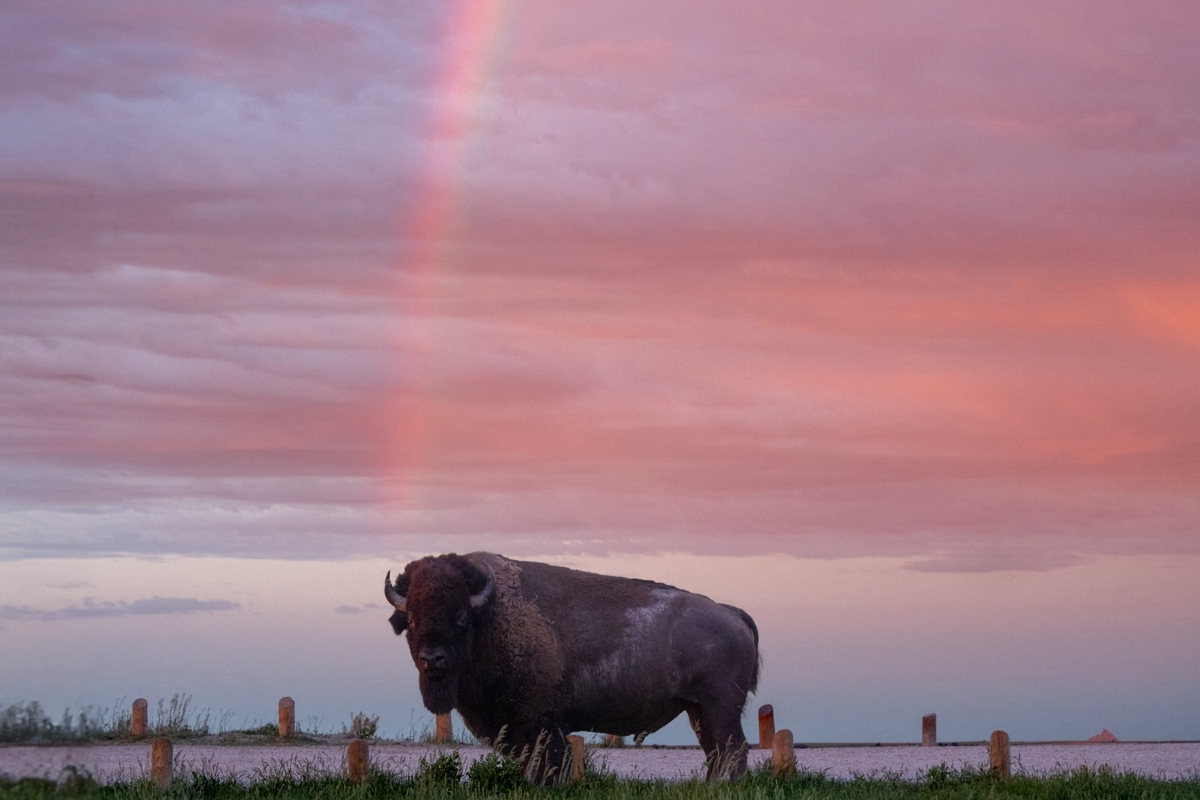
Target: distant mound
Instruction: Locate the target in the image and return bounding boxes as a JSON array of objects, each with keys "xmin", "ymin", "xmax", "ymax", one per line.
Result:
[{"xmin": 1088, "ymin": 729, "xmax": 1118, "ymax": 743}]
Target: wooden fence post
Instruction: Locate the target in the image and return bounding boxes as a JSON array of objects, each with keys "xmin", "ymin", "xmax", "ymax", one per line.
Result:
[
  {"xmin": 435, "ymin": 713, "xmax": 452, "ymax": 743},
  {"xmin": 922, "ymin": 713, "xmax": 937, "ymax": 747},
  {"xmin": 605, "ymin": 734, "xmax": 624, "ymax": 747},
  {"xmin": 989, "ymin": 730, "xmax": 1010, "ymax": 778},
  {"xmin": 278, "ymin": 697, "xmax": 295, "ymax": 738},
  {"xmin": 347, "ymin": 738, "xmax": 370, "ymax": 784},
  {"xmin": 151, "ymin": 737, "xmax": 173, "ymax": 788},
  {"xmin": 131, "ymin": 698, "xmax": 148, "ymax": 737},
  {"xmin": 567, "ymin": 734, "xmax": 585, "ymax": 783},
  {"xmin": 772, "ymin": 729, "xmax": 795, "ymax": 777},
  {"xmin": 758, "ymin": 704, "xmax": 775, "ymax": 750}
]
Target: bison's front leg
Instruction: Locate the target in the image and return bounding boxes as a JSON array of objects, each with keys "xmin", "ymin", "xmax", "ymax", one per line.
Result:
[{"xmin": 502, "ymin": 726, "xmax": 571, "ymax": 785}]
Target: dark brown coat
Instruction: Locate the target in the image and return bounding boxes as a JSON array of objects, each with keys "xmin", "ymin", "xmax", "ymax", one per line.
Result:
[{"xmin": 385, "ymin": 552, "xmax": 760, "ymax": 783}]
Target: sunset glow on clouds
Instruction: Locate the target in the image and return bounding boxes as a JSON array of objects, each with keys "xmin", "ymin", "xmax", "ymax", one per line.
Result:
[
  {"xmin": 5, "ymin": 0, "xmax": 1199, "ymax": 564},
  {"xmin": 2, "ymin": 0, "xmax": 1199, "ymax": 740}
]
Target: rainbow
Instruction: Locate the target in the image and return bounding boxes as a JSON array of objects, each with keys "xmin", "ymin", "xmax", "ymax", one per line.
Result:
[
  {"xmin": 408, "ymin": 0, "xmax": 512, "ymax": 252},
  {"xmin": 387, "ymin": 0, "xmax": 514, "ymax": 505}
]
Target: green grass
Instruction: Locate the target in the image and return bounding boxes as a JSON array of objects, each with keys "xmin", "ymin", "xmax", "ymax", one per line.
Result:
[
  {"xmin": 0, "ymin": 696, "xmax": 228, "ymax": 743},
  {"xmin": 0, "ymin": 702, "xmax": 130, "ymax": 744},
  {"xmin": 0, "ymin": 700, "xmax": 412, "ymax": 745},
  {"xmin": 2, "ymin": 756, "xmax": 1199, "ymax": 800},
  {"xmin": 4, "ymin": 702, "xmax": 1198, "ymax": 799}
]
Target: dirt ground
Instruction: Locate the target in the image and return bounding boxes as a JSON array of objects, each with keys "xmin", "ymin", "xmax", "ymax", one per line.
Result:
[{"xmin": 2, "ymin": 741, "xmax": 1198, "ymax": 783}]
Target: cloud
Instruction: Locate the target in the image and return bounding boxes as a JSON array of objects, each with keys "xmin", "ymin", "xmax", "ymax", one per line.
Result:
[
  {"xmin": 335, "ymin": 603, "xmax": 386, "ymax": 614},
  {"xmin": 0, "ymin": 596, "xmax": 240, "ymax": 622},
  {"xmin": 1, "ymin": 1, "xmax": 1198, "ymax": 572},
  {"xmin": 3, "ymin": 263, "xmax": 1199, "ymax": 568}
]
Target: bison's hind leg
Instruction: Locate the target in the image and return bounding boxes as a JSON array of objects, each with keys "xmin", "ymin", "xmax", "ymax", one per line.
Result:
[{"xmin": 687, "ymin": 706, "xmax": 749, "ymax": 781}]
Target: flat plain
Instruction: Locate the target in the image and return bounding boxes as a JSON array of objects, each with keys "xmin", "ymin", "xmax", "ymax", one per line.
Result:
[{"xmin": 2, "ymin": 741, "xmax": 1198, "ymax": 784}]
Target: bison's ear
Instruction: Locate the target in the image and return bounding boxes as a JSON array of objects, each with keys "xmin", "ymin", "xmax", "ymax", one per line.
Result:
[
  {"xmin": 460, "ymin": 560, "xmax": 495, "ymax": 612},
  {"xmin": 389, "ymin": 609, "xmax": 408, "ymax": 635}
]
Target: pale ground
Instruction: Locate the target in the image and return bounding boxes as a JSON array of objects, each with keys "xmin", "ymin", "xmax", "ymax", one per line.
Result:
[{"xmin": 2, "ymin": 741, "xmax": 1199, "ymax": 783}]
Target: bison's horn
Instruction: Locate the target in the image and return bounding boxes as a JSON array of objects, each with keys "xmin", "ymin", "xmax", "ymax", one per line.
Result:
[
  {"xmin": 384, "ymin": 570, "xmax": 406, "ymax": 612},
  {"xmin": 470, "ymin": 564, "xmax": 495, "ymax": 609}
]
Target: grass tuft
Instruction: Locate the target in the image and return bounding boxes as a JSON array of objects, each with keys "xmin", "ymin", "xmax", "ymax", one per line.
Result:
[
  {"xmin": 417, "ymin": 751, "xmax": 464, "ymax": 787},
  {"xmin": 342, "ymin": 712, "xmax": 380, "ymax": 740},
  {"xmin": 467, "ymin": 751, "xmax": 525, "ymax": 792},
  {"xmin": 151, "ymin": 694, "xmax": 209, "ymax": 739},
  {"xmin": 0, "ymin": 701, "xmax": 131, "ymax": 743}
]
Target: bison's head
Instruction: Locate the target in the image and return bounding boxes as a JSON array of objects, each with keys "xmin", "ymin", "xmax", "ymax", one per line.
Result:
[{"xmin": 385, "ymin": 554, "xmax": 494, "ymax": 714}]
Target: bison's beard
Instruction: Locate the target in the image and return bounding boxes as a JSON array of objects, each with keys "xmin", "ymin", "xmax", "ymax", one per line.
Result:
[{"xmin": 418, "ymin": 672, "xmax": 459, "ymax": 715}]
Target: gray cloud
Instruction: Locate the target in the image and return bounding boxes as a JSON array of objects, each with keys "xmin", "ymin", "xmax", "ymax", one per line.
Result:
[
  {"xmin": 0, "ymin": 596, "xmax": 240, "ymax": 622},
  {"xmin": 335, "ymin": 603, "xmax": 386, "ymax": 615}
]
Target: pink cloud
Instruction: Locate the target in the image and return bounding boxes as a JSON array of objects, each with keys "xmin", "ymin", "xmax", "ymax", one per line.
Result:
[{"xmin": 1, "ymin": 1, "xmax": 1198, "ymax": 570}]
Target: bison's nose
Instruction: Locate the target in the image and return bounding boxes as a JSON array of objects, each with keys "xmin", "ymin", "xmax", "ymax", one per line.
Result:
[{"xmin": 419, "ymin": 647, "xmax": 447, "ymax": 674}]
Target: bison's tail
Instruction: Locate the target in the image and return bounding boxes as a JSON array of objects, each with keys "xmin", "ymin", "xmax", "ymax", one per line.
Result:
[{"xmin": 723, "ymin": 603, "xmax": 761, "ymax": 694}]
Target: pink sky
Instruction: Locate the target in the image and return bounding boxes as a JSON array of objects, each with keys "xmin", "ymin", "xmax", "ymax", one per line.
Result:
[
  {"xmin": 2, "ymin": 0, "xmax": 1200, "ymax": 743},
  {"xmin": 3, "ymin": 0, "xmax": 1198, "ymax": 568}
]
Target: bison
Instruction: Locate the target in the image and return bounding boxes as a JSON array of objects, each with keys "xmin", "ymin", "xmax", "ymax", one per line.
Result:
[{"xmin": 384, "ymin": 552, "xmax": 760, "ymax": 783}]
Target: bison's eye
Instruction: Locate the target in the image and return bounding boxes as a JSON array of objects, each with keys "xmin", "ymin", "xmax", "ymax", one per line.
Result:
[{"xmin": 456, "ymin": 611, "xmax": 468, "ymax": 631}]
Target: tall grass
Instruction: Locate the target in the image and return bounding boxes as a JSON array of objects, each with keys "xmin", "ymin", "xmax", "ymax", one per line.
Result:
[
  {"xmin": 2, "ymin": 759, "xmax": 1199, "ymax": 800},
  {"xmin": 3, "ymin": 702, "xmax": 1198, "ymax": 798},
  {"xmin": 0, "ymin": 699, "xmax": 465, "ymax": 745},
  {"xmin": 149, "ymin": 695, "xmax": 217, "ymax": 739},
  {"xmin": 0, "ymin": 701, "xmax": 130, "ymax": 743},
  {"xmin": 0, "ymin": 696, "xmax": 227, "ymax": 743}
]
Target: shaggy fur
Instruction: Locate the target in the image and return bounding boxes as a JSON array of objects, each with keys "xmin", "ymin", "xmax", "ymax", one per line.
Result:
[{"xmin": 387, "ymin": 552, "xmax": 760, "ymax": 784}]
